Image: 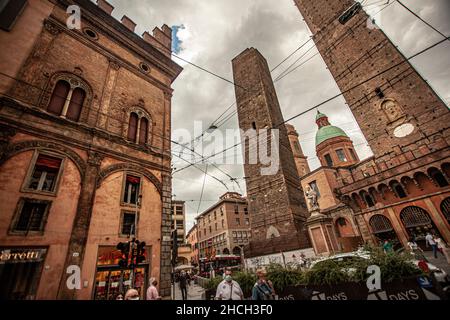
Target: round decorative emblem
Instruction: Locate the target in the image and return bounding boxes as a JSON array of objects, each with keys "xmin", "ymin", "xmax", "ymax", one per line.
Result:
[{"xmin": 393, "ymin": 123, "xmax": 414, "ymax": 138}]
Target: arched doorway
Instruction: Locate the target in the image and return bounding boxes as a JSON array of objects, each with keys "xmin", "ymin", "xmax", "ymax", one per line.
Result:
[
  {"xmin": 369, "ymin": 214, "xmax": 400, "ymax": 248},
  {"xmin": 232, "ymin": 247, "xmax": 241, "ymax": 256},
  {"xmin": 222, "ymin": 248, "xmax": 230, "ymax": 255},
  {"xmin": 335, "ymin": 217, "xmax": 355, "ymax": 237},
  {"xmin": 400, "ymin": 206, "xmax": 443, "ymax": 250},
  {"xmin": 441, "ymin": 197, "xmax": 450, "ymax": 224}
]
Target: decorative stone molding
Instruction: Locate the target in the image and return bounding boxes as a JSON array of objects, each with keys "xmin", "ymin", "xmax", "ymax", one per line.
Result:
[
  {"xmin": 87, "ymin": 151, "xmax": 104, "ymax": 167},
  {"xmin": 109, "ymin": 60, "xmax": 121, "ymax": 71},
  {"xmin": 43, "ymin": 19, "xmax": 62, "ymax": 36},
  {"xmin": 0, "ymin": 140, "xmax": 86, "ymax": 177},
  {"xmin": 97, "ymin": 162, "xmax": 162, "ymax": 195}
]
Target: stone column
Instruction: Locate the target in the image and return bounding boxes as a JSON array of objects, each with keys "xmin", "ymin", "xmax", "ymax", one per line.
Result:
[
  {"xmin": 57, "ymin": 151, "xmax": 103, "ymax": 300},
  {"xmin": 159, "ymin": 173, "xmax": 172, "ymax": 298},
  {"xmin": 423, "ymin": 198, "xmax": 450, "ymax": 243},
  {"xmin": 385, "ymin": 207, "xmax": 408, "ymax": 247}
]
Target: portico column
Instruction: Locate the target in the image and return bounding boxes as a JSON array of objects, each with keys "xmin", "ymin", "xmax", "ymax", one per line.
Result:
[
  {"xmin": 57, "ymin": 151, "xmax": 103, "ymax": 299},
  {"xmin": 385, "ymin": 207, "xmax": 408, "ymax": 247}
]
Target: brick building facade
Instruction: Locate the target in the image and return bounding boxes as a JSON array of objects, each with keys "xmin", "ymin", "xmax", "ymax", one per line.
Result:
[
  {"xmin": 293, "ymin": 0, "xmax": 450, "ymax": 253},
  {"xmin": 186, "ymin": 223, "xmax": 199, "ymax": 266},
  {"xmin": 0, "ymin": 0, "xmax": 181, "ymax": 299},
  {"xmin": 196, "ymin": 192, "xmax": 251, "ymax": 259}
]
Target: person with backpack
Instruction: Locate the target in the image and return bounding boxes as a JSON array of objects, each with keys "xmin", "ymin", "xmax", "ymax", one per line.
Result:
[{"xmin": 252, "ymin": 269, "xmax": 275, "ymax": 300}]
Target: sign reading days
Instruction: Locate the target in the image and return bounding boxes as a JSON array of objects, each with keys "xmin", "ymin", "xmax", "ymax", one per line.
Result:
[{"xmin": 0, "ymin": 248, "xmax": 46, "ymax": 264}]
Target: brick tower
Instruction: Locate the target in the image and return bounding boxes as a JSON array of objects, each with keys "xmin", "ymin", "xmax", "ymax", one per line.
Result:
[
  {"xmin": 232, "ymin": 48, "xmax": 311, "ymax": 258},
  {"xmin": 293, "ymin": 0, "xmax": 450, "ymax": 157},
  {"xmin": 293, "ymin": 1, "xmax": 450, "ymax": 247},
  {"xmin": 286, "ymin": 123, "xmax": 311, "ymax": 177}
]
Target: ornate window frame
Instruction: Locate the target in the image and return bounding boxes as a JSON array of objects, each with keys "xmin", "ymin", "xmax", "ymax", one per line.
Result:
[
  {"xmin": 20, "ymin": 150, "xmax": 66, "ymax": 197},
  {"xmin": 40, "ymin": 71, "xmax": 92, "ymax": 123},
  {"xmin": 124, "ymin": 105, "xmax": 154, "ymax": 145}
]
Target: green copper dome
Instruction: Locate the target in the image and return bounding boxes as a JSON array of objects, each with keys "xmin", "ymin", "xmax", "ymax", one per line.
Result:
[
  {"xmin": 315, "ymin": 125, "xmax": 348, "ymax": 146},
  {"xmin": 316, "ymin": 111, "xmax": 327, "ymax": 121}
]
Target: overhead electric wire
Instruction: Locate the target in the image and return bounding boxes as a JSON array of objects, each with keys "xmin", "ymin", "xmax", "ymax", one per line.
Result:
[
  {"xmin": 196, "ymin": 164, "xmax": 209, "ymax": 214},
  {"xmin": 396, "ymin": 0, "xmax": 450, "ymax": 42},
  {"xmin": 173, "ymin": 35, "xmax": 449, "ymax": 173}
]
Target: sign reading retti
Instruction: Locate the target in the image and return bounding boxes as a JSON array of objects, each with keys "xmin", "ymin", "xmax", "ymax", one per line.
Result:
[{"xmin": 0, "ymin": 248, "xmax": 46, "ymax": 264}]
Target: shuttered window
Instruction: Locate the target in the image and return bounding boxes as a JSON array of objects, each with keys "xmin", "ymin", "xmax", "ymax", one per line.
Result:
[
  {"xmin": 66, "ymin": 87, "xmax": 85, "ymax": 121},
  {"xmin": 127, "ymin": 113, "xmax": 138, "ymax": 142},
  {"xmin": 28, "ymin": 154, "xmax": 62, "ymax": 192},
  {"xmin": 47, "ymin": 80, "xmax": 70, "ymax": 116},
  {"xmin": 139, "ymin": 117, "xmax": 148, "ymax": 145}
]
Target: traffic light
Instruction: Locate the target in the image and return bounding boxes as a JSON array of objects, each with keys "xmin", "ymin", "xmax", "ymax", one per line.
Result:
[
  {"xmin": 117, "ymin": 241, "xmax": 130, "ymax": 268},
  {"xmin": 136, "ymin": 240, "xmax": 146, "ymax": 264}
]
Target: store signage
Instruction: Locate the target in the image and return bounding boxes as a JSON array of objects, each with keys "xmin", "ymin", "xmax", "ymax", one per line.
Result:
[{"xmin": 0, "ymin": 248, "xmax": 46, "ymax": 264}]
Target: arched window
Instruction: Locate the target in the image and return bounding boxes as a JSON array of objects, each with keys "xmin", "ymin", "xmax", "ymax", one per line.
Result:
[
  {"xmin": 400, "ymin": 206, "xmax": 431, "ymax": 228},
  {"xmin": 400, "ymin": 206, "xmax": 442, "ymax": 248},
  {"xmin": 47, "ymin": 79, "xmax": 86, "ymax": 121},
  {"xmin": 139, "ymin": 118, "xmax": 148, "ymax": 145},
  {"xmin": 370, "ymin": 214, "xmax": 393, "ymax": 233},
  {"xmin": 127, "ymin": 113, "xmax": 138, "ymax": 142},
  {"xmin": 127, "ymin": 111, "xmax": 150, "ymax": 145},
  {"xmin": 222, "ymin": 248, "xmax": 230, "ymax": 255},
  {"xmin": 440, "ymin": 197, "xmax": 450, "ymax": 223},
  {"xmin": 361, "ymin": 191, "xmax": 375, "ymax": 207},
  {"xmin": 66, "ymin": 87, "xmax": 85, "ymax": 122},
  {"xmin": 390, "ymin": 181, "xmax": 407, "ymax": 198},
  {"xmin": 232, "ymin": 247, "xmax": 241, "ymax": 255},
  {"xmin": 48, "ymin": 80, "xmax": 70, "ymax": 115},
  {"xmin": 428, "ymin": 168, "xmax": 449, "ymax": 187}
]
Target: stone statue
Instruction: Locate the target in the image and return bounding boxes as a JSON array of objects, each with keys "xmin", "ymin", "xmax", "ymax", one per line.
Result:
[{"xmin": 305, "ymin": 186, "xmax": 319, "ymax": 211}]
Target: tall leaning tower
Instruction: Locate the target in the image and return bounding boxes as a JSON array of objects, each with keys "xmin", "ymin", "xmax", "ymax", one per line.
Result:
[
  {"xmin": 293, "ymin": 1, "xmax": 450, "ymax": 246},
  {"xmin": 294, "ymin": 0, "xmax": 449, "ymax": 157},
  {"xmin": 232, "ymin": 48, "xmax": 311, "ymax": 258}
]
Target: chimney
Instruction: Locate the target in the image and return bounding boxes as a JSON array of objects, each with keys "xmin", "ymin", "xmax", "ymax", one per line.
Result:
[
  {"xmin": 121, "ymin": 15, "xmax": 136, "ymax": 32},
  {"xmin": 96, "ymin": 0, "xmax": 114, "ymax": 15}
]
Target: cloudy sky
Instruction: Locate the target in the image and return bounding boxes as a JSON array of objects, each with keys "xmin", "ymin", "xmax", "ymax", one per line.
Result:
[{"xmin": 106, "ymin": 0, "xmax": 450, "ymax": 232}]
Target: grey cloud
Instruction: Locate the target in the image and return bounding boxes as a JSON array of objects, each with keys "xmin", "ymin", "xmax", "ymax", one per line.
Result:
[{"xmin": 106, "ymin": 0, "xmax": 450, "ymax": 231}]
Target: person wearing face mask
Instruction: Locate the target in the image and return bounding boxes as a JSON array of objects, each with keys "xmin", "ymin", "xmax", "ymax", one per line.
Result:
[
  {"xmin": 124, "ymin": 289, "xmax": 140, "ymax": 300},
  {"xmin": 146, "ymin": 277, "xmax": 161, "ymax": 300},
  {"xmin": 215, "ymin": 274, "xmax": 244, "ymax": 300}
]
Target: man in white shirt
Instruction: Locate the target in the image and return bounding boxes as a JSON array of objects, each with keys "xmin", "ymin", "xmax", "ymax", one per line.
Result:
[
  {"xmin": 425, "ymin": 232, "xmax": 438, "ymax": 258},
  {"xmin": 215, "ymin": 275, "xmax": 243, "ymax": 300}
]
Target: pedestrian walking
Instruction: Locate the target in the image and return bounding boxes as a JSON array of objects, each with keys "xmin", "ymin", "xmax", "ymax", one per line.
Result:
[
  {"xmin": 426, "ymin": 232, "xmax": 439, "ymax": 258},
  {"xmin": 252, "ymin": 269, "xmax": 275, "ymax": 300},
  {"xmin": 146, "ymin": 277, "xmax": 161, "ymax": 300},
  {"xmin": 382, "ymin": 240, "xmax": 393, "ymax": 253},
  {"xmin": 215, "ymin": 274, "xmax": 243, "ymax": 300},
  {"xmin": 434, "ymin": 236, "xmax": 446, "ymax": 254},
  {"xmin": 179, "ymin": 271, "xmax": 188, "ymax": 300}
]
